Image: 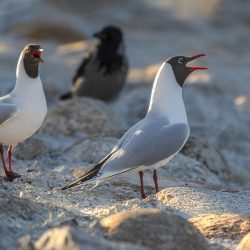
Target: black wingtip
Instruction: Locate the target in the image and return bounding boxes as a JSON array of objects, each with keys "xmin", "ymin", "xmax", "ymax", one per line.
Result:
[
  {"xmin": 61, "ymin": 167, "xmax": 101, "ymax": 191},
  {"xmin": 61, "ymin": 185, "xmax": 68, "ymax": 191},
  {"xmin": 60, "ymin": 92, "xmax": 73, "ymax": 101},
  {"xmin": 61, "ymin": 179, "xmax": 81, "ymax": 191},
  {"xmin": 61, "ymin": 184, "xmax": 75, "ymax": 191},
  {"xmin": 61, "ymin": 152, "xmax": 114, "ymax": 191}
]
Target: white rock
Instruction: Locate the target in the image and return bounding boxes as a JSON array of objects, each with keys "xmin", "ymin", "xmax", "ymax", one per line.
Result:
[
  {"xmin": 34, "ymin": 226, "xmax": 146, "ymax": 250},
  {"xmin": 41, "ymin": 97, "xmax": 124, "ymax": 136}
]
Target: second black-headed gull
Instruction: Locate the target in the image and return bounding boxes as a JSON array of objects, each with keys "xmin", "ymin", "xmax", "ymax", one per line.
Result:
[
  {"xmin": 0, "ymin": 44, "xmax": 47, "ymax": 181},
  {"xmin": 62, "ymin": 54, "xmax": 207, "ymax": 198}
]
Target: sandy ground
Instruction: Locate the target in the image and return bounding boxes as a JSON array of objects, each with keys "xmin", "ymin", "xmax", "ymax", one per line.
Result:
[{"xmin": 0, "ymin": 0, "xmax": 250, "ymax": 249}]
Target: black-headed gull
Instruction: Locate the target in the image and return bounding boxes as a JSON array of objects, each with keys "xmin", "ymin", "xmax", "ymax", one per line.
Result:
[
  {"xmin": 62, "ymin": 54, "xmax": 207, "ymax": 198},
  {"xmin": 0, "ymin": 44, "xmax": 47, "ymax": 181}
]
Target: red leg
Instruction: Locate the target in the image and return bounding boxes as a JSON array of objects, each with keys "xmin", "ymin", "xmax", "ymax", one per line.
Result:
[
  {"xmin": 153, "ymin": 169, "xmax": 159, "ymax": 193},
  {"xmin": 8, "ymin": 145, "xmax": 13, "ymax": 172},
  {"xmin": 139, "ymin": 171, "xmax": 146, "ymax": 199},
  {"xmin": 0, "ymin": 144, "xmax": 20, "ymax": 182},
  {"xmin": 7, "ymin": 145, "xmax": 20, "ymax": 180},
  {"xmin": 0, "ymin": 144, "xmax": 8, "ymax": 174}
]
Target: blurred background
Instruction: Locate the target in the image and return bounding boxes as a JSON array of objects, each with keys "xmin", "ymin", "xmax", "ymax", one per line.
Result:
[{"xmin": 0, "ymin": 0, "xmax": 250, "ymax": 184}]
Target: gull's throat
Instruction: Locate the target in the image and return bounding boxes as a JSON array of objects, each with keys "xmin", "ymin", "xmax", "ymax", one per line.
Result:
[{"xmin": 147, "ymin": 63, "xmax": 188, "ymax": 124}]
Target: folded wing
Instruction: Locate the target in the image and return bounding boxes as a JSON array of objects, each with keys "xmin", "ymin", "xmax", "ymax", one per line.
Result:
[
  {"xmin": 99, "ymin": 121, "xmax": 190, "ymax": 177},
  {"xmin": 0, "ymin": 102, "xmax": 19, "ymax": 125},
  {"xmin": 61, "ymin": 116, "xmax": 190, "ymax": 190}
]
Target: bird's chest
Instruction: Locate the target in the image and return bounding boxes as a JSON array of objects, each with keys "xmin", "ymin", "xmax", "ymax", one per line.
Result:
[
  {"xmin": 4, "ymin": 100, "xmax": 47, "ymax": 145},
  {"xmin": 1, "ymin": 87, "xmax": 47, "ymax": 145},
  {"xmin": 17, "ymin": 79, "xmax": 47, "ymax": 125},
  {"xmin": 19, "ymin": 95, "xmax": 47, "ymax": 126},
  {"xmin": 86, "ymin": 59, "xmax": 126, "ymax": 83}
]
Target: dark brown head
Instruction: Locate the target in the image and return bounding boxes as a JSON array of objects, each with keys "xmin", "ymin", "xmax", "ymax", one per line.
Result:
[
  {"xmin": 22, "ymin": 44, "xmax": 44, "ymax": 78},
  {"xmin": 166, "ymin": 54, "xmax": 207, "ymax": 87},
  {"xmin": 93, "ymin": 26, "xmax": 123, "ymax": 51}
]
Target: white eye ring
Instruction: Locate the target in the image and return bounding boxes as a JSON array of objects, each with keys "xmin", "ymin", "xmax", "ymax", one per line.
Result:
[{"xmin": 178, "ymin": 58, "xmax": 184, "ymax": 64}]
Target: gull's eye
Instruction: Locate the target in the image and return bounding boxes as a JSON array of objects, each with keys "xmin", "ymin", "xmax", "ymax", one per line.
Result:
[{"xmin": 178, "ymin": 58, "xmax": 184, "ymax": 64}]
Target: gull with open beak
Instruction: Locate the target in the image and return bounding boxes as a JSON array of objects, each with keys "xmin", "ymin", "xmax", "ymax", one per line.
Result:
[
  {"xmin": 62, "ymin": 54, "xmax": 207, "ymax": 198},
  {"xmin": 0, "ymin": 44, "xmax": 47, "ymax": 181}
]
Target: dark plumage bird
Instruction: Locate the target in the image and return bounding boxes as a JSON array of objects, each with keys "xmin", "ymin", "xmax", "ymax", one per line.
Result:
[{"xmin": 60, "ymin": 26, "xmax": 128, "ymax": 101}]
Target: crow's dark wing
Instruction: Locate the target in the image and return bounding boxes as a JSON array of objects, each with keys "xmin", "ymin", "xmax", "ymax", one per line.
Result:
[{"xmin": 72, "ymin": 52, "xmax": 94, "ymax": 84}]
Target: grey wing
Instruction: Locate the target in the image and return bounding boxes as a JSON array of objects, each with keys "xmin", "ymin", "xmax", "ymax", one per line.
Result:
[
  {"xmin": 110, "ymin": 119, "xmax": 146, "ymax": 153},
  {"xmin": 99, "ymin": 122, "xmax": 190, "ymax": 177},
  {"xmin": 0, "ymin": 103, "xmax": 19, "ymax": 125}
]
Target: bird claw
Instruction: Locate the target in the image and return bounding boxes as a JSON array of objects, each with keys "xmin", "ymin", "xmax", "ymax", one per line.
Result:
[{"xmin": 2, "ymin": 171, "xmax": 21, "ymax": 182}]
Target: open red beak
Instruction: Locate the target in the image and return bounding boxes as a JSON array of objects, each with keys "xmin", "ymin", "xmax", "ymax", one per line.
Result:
[
  {"xmin": 32, "ymin": 49, "xmax": 44, "ymax": 63},
  {"xmin": 188, "ymin": 54, "xmax": 207, "ymax": 71}
]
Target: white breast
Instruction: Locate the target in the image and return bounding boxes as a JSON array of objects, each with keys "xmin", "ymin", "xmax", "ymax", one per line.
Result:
[
  {"xmin": 147, "ymin": 63, "xmax": 188, "ymax": 124},
  {"xmin": 0, "ymin": 60, "xmax": 47, "ymax": 145}
]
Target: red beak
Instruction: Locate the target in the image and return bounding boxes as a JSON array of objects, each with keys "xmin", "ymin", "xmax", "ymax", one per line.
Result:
[
  {"xmin": 32, "ymin": 49, "xmax": 44, "ymax": 63},
  {"xmin": 189, "ymin": 54, "xmax": 207, "ymax": 71}
]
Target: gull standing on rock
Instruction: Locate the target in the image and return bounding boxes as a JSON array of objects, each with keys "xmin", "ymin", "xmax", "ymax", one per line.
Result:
[
  {"xmin": 60, "ymin": 25, "xmax": 128, "ymax": 102},
  {"xmin": 0, "ymin": 44, "xmax": 47, "ymax": 181},
  {"xmin": 62, "ymin": 54, "xmax": 207, "ymax": 198}
]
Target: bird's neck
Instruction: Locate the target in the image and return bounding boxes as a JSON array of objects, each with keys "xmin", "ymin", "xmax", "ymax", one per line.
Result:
[
  {"xmin": 96, "ymin": 41, "xmax": 124, "ymax": 62},
  {"xmin": 147, "ymin": 62, "xmax": 188, "ymax": 124},
  {"xmin": 14, "ymin": 53, "xmax": 43, "ymax": 96}
]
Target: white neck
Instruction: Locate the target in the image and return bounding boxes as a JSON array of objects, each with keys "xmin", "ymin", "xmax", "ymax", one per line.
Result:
[
  {"xmin": 13, "ymin": 51, "xmax": 42, "ymax": 96},
  {"xmin": 147, "ymin": 62, "xmax": 188, "ymax": 124}
]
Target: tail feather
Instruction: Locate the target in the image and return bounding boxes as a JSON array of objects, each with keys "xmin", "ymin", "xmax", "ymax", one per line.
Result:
[
  {"xmin": 61, "ymin": 163, "xmax": 103, "ymax": 190},
  {"xmin": 61, "ymin": 152, "xmax": 115, "ymax": 190}
]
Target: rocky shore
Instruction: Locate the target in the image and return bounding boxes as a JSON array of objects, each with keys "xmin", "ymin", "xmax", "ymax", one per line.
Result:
[{"xmin": 0, "ymin": 0, "xmax": 250, "ymax": 249}]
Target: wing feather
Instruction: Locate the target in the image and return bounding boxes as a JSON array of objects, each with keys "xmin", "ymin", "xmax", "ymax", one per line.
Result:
[
  {"xmin": 0, "ymin": 103, "xmax": 19, "ymax": 125},
  {"xmin": 99, "ymin": 122, "xmax": 190, "ymax": 176}
]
